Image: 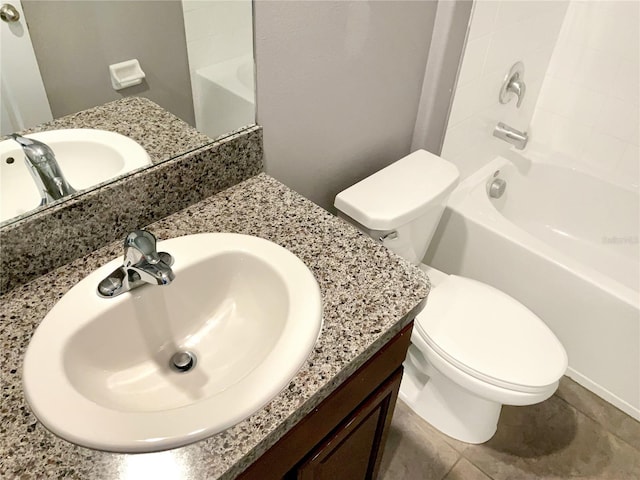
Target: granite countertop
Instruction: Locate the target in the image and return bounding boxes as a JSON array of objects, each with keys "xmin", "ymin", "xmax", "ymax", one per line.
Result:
[
  {"xmin": 17, "ymin": 97, "xmax": 213, "ymax": 164},
  {"xmin": 0, "ymin": 174, "xmax": 429, "ymax": 479}
]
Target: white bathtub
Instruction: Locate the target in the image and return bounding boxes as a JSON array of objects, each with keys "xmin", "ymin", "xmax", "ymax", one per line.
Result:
[
  {"xmin": 426, "ymin": 152, "xmax": 640, "ymax": 420},
  {"xmin": 193, "ymin": 55, "xmax": 255, "ymax": 140}
]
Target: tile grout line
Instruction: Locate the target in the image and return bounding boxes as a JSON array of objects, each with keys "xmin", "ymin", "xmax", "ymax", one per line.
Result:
[
  {"xmin": 457, "ymin": 449, "xmax": 497, "ymax": 480},
  {"xmin": 440, "ymin": 456, "xmax": 461, "ymax": 480}
]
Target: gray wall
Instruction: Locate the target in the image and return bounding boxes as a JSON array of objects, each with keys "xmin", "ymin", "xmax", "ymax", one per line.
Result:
[
  {"xmin": 23, "ymin": 0, "xmax": 195, "ymax": 125},
  {"xmin": 255, "ymin": 0, "xmax": 444, "ymax": 211}
]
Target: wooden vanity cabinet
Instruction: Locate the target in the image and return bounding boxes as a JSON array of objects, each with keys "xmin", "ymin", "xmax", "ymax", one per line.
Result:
[
  {"xmin": 237, "ymin": 321, "xmax": 413, "ymax": 480},
  {"xmin": 292, "ymin": 368, "xmax": 402, "ymax": 480}
]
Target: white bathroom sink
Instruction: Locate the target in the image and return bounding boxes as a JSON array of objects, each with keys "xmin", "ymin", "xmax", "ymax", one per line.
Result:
[
  {"xmin": 0, "ymin": 129, "xmax": 151, "ymax": 222},
  {"xmin": 22, "ymin": 233, "xmax": 322, "ymax": 452}
]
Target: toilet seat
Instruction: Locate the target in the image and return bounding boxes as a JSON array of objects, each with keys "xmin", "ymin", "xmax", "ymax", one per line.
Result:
[{"xmin": 415, "ymin": 274, "xmax": 567, "ymax": 393}]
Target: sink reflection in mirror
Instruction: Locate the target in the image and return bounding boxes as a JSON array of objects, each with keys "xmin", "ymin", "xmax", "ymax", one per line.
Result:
[
  {"xmin": 0, "ymin": 0, "xmax": 255, "ymax": 226},
  {"xmin": 23, "ymin": 233, "xmax": 322, "ymax": 452},
  {"xmin": 0, "ymin": 129, "xmax": 151, "ymax": 223}
]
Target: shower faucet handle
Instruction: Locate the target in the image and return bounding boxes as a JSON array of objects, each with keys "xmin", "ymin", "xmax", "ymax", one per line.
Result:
[{"xmin": 499, "ymin": 61, "xmax": 526, "ymax": 108}]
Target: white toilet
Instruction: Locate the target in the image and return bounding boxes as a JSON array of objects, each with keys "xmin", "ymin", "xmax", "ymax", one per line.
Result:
[{"xmin": 335, "ymin": 149, "xmax": 568, "ymax": 444}]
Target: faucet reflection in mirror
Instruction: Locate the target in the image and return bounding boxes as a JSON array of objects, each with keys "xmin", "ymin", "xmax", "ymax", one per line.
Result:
[
  {"xmin": 9, "ymin": 133, "xmax": 75, "ymax": 204},
  {"xmin": 0, "ymin": 99, "xmax": 211, "ymax": 226},
  {"xmin": 98, "ymin": 230, "xmax": 175, "ymax": 298}
]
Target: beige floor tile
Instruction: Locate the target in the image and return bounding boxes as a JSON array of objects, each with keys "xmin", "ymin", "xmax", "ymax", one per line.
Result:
[
  {"xmin": 380, "ymin": 400, "xmax": 460, "ymax": 480},
  {"xmin": 461, "ymin": 396, "xmax": 640, "ymax": 480},
  {"xmin": 443, "ymin": 458, "xmax": 492, "ymax": 480},
  {"xmin": 556, "ymin": 376, "xmax": 640, "ymax": 451}
]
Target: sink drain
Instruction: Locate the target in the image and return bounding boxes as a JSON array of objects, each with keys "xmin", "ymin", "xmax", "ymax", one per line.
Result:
[{"xmin": 170, "ymin": 351, "xmax": 197, "ymax": 373}]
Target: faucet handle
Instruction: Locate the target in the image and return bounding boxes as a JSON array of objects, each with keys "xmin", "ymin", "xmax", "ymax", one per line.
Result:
[
  {"xmin": 499, "ymin": 61, "xmax": 526, "ymax": 108},
  {"xmin": 507, "ymin": 79, "xmax": 526, "ymax": 108},
  {"xmin": 124, "ymin": 230, "xmax": 162, "ymax": 266}
]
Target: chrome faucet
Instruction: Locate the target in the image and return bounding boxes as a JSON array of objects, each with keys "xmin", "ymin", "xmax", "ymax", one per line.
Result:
[
  {"xmin": 493, "ymin": 122, "xmax": 529, "ymax": 150},
  {"xmin": 97, "ymin": 230, "xmax": 175, "ymax": 298},
  {"xmin": 10, "ymin": 134, "xmax": 76, "ymax": 205},
  {"xmin": 499, "ymin": 61, "xmax": 526, "ymax": 108}
]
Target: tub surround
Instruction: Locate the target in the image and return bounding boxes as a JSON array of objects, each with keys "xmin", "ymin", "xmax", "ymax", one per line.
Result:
[
  {"xmin": 0, "ymin": 173, "xmax": 429, "ymax": 479},
  {"xmin": 0, "ymin": 99, "xmax": 262, "ymax": 294},
  {"xmin": 440, "ymin": 1, "xmax": 568, "ymax": 179}
]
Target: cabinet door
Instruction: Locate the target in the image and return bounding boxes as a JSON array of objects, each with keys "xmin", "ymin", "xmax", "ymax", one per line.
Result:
[{"xmin": 295, "ymin": 368, "xmax": 402, "ymax": 480}]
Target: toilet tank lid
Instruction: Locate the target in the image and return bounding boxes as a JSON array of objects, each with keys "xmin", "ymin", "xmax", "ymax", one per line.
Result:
[{"xmin": 334, "ymin": 150, "xmax": 460, "ymax": 231}]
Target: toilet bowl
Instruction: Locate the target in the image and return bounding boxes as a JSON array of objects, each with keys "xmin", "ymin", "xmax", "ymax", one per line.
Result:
[
  {"xmin": 334, "ymin": 149, "xmax": 568, "ymax": 443},
  {"xmin": 401, "ymin": 266, "xmax": 566, "ymax": 443}
]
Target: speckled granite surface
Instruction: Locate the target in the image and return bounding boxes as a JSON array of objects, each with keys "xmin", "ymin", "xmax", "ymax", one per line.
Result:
[
  {"xmin": 18, "ymin": 97, "xmax": 212, "ymax": 165},
  {"xmin": 1, "ymin": 97, "xmax": 217, "ymax": 229},
  {"xmin": 0, "ymin": 126, "xmax": 263, "ymax": 294},
  {"xmin": 0, "ymin": 174, "xmax": 429, "ymax": 480}
]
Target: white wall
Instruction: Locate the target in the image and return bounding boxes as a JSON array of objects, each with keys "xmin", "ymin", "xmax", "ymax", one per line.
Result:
[
  {"xmin": 182, "ymin": 0, "xmax": 253, "ymax": 71},
  {"xmin": 530, "ymin": 1, "xmax": 639, "ymax": 190},
  {"xmin": 254, "ymin": 0, "xmax": 439, "ymax": 211},
  {"xmin": 441, "ymin": 1, "xmax": 568, "ymax": 178}
]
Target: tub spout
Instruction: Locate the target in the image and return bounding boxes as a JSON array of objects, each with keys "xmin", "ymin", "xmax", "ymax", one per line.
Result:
[{"xmin": 493, "ymin": 123, "xmax": 528, "ymax": 150}]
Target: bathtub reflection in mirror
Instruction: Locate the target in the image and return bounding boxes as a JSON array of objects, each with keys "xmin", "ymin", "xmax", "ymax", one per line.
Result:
[{"xmin": 0, "ymin": 0, "xmax": 255, "ymax": 226}]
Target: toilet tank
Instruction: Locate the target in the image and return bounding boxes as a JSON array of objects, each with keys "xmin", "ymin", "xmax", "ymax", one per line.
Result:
[{"xmin": 335, "ymin": 150, "xmax": 460, "ymax": 264}]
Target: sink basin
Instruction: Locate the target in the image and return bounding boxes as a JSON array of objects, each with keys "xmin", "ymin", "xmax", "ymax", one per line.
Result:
[
  {"xmin": 23, "ymin": 233, "xmax": 322, "ymax": 452},
  {"xmin": 0, "ymin": 129, "xmax": 151, "ymax": 222}
]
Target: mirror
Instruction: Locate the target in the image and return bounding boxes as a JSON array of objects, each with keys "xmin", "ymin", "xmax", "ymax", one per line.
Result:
[{"xmin": 0, "ymin": 0, "xmax": 255, "ymax": 226}]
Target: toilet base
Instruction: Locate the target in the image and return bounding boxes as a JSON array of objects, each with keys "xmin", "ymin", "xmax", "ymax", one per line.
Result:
[{"xmin": 400, "ymin": 347, "xmax": 501, "ymax": 444}]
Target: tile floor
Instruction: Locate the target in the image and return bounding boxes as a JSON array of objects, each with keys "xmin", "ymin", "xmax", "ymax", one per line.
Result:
[{"xmin": 380, "ymin": 377, "xmax": 640, "ymax": 480}]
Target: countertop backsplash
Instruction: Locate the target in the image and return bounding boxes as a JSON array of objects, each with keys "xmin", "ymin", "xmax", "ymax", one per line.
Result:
[{"xmin": 0, "ymin": 98, "xmax": 262, "ymax": 294}]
